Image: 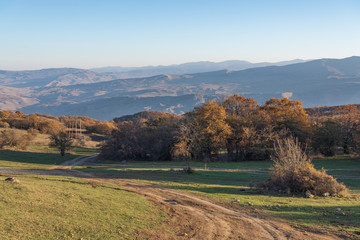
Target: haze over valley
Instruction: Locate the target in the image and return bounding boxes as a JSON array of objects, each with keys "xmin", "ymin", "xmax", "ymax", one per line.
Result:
[{"xmin": 1, "ymin": 56, "xmax": 360, "ymax": 120}]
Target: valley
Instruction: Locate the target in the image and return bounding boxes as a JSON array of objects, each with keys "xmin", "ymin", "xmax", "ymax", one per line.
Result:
[{"xmin": 1, "ymin": 57, "xmax": 360, "ymax": 120}]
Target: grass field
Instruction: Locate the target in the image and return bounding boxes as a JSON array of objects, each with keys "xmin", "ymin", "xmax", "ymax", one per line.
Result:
[
  {"xmin": 1, "ymin": 150, "xmax": 360, "ymax": 236},
  {"xmin": 0, "ymin": 147, "xmax": 99, "ymax": 169},
  {"xmin": 0, "ymin": 174, "xmax": 163, "ymax": 240},
  {"xmin": 80, "ymin": 157, "xmax": 360, "ymax": 233}
]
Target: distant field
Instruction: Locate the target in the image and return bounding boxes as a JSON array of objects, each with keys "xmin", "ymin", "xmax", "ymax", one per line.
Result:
[{"xmin": 0, "ymin": 174, "xmax": 163, "ymax": 240}]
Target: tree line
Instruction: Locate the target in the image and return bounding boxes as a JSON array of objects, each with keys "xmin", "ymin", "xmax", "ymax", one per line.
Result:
[
  {"xmin": 101, "ymin": 95, "xmax": 360, "ymax": 162},
  {"xmin": 0, "ymin": 111, "xmax": 116, "ymax": 135}
]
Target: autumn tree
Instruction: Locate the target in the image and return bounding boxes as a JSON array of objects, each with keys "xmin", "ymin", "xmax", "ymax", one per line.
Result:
[
  {"xmin": 221, "ymin": 95, "xmax": 274, "ymax": 161},
  {"xmin": 87, "ymin": 121, "xmax": 117, "ymax": 135},
  {"xmin": 221, "ymin": 95, "xmax": 258, "ymax": 118},
  {"xmin": 101, "ymin": 114, "xmax": 181, "ymax": 161},
  {"xmin": 333, "ymin": 105, "xmax": 360, "ymax": 153},
  {"xmin": 171, "ymin": 112, "xmax": 203, "ymax": 161},
  {"xmin": 312, "ymin": 119, "xmax": 342, "ymax": 156},
  {"xmin": 261, "ymin": 98, "xmax": 311, "ymax": 143},
  {"xmin": 194, "ymin": 101, "xmax": 231, "ymax": 162},
  {"xmin": 100, "ymin": 121, "xmax": 144, "ymax": 160}
]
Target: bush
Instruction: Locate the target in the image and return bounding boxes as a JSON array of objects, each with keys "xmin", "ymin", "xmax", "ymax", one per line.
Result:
[
  {"xmin": 0, "ymin": 121, "xmax": 10, "ymax": 128},
  {"xmin": 183, "ymin": 166, "xmax": 195, "ymax": 174},
  {"xmin": 262, "ymin": 136, "xmax": 348, "ymax": 196},
  {"xmin": 0, "ymin": 129, "xmax": 31, "ymax": 150}
]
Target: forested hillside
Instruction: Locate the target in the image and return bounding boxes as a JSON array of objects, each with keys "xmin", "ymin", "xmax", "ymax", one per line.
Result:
[{"xmin": 101, "ymin": 95, "xmax": 360, "ymax": 162}]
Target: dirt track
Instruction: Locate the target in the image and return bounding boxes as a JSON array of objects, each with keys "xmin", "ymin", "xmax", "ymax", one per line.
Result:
[{"xmin": 1, "ymin": 156, "xmax": 344, "ymax": 240}]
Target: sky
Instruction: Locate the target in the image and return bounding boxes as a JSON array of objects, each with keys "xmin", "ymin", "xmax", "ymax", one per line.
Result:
[{"xmin": 0, "ymin": 0, "xmax": 360, "ymax": 70}]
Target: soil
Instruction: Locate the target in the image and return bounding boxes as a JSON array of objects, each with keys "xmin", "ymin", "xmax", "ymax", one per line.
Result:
[{"xmin": 0, "ymin": 155, "xmax": 349, "ymax": 239}]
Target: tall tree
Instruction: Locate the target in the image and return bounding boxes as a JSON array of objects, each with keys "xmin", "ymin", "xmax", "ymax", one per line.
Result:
[
  {"xmin": 333, "ymin": 105, "xmax": 360, "ymax": 153},
  {"xmin": 312, "ymin": 119, "xmax": 342, "ymax": 156},
  {"xmin": 261, "ymin": 98, "xmax": 311, "ymax": 143},
  {"xmin": 194, "ymin": 101, "xmax": 231, "ymax": 161}
]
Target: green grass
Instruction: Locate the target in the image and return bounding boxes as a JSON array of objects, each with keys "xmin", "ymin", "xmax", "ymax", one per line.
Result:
[
  {"xmin": 100, "ymin": 160, "xmax": 272, "ymax": 170},
  {"xmin": 28, "ymin": 144, "xmax": 99, "ymax": 156},
  {"xmin": 0, "ymin": 147, "xmax": 99, "ymax": 169},
  {"xmin": 1, "ymin": 149, "xmax": 360, "ymax": 235},
  {"xmin": 312, "ymin": 156, "xmax": 360, "ymax": 176},
  {"xmin": 0, "ymin": 174, "xmax": 163, "ymax": 240},
  {"xmin": 0, "ymin": 150, "xmax": 77, "ymax": 169},
  {"xmin": 80, "ymin": 157, "xmax": 360, "ymax": 233}
]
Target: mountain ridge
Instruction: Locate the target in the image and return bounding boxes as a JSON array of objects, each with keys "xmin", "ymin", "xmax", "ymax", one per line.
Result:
[{"xmin": 0, "ymin": 56, "xmax": 359, "ymax": 120}]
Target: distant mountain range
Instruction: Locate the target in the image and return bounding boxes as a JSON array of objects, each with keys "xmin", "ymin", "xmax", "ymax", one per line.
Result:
[
  {"xmin": 90, "ymin": 59, "xmax": 307, "ymax": 78},
  {"xmin": 1, "ymin": 57, "xmax": 360, "ymax": 120}
]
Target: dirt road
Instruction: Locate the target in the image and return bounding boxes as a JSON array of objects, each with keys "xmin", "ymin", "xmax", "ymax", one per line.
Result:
[{"xmin": 1, "ymin": 156, "xmax": 343, "ymax": 239}]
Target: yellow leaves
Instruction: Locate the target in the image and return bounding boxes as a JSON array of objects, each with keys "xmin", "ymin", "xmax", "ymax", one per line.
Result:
[
  {"xmin": 195, "ymin": 101, "xmax": 232, "ymax": 152},
  {"xmin": 261, "ymin": 97, "xmax": 310, "ymax": 125}
]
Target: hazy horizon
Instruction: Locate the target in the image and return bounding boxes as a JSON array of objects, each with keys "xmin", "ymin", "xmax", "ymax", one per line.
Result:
[{"xmin": 0, "ymin": 57, "xmax": 312, "ymax": 71}]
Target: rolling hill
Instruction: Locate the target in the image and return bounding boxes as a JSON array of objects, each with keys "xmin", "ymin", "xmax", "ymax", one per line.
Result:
[{"xmin": 0, "ymin": 56, "xmax": 360, "ymax": 120}]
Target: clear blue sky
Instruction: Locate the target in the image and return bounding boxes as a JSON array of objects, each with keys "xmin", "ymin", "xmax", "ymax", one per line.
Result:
[{"xmin": 1, "ymin": 0, "xmax": 359, "ymax": 70}]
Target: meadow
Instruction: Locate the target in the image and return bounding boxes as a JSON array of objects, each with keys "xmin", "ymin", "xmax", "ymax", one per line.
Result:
[
  {"xmin": 1, "ymin": 149, "xmax": 359, "ymax": 238},
  {"xmin": 79, "ymin": 156, "xmax": 360, "ymax": 233},
  {"xmin": 0, "ymin": 149, "xmax": 163, "ymax": 239}
]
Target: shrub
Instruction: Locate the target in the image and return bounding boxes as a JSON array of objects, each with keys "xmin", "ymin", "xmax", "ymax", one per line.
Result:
[
  {"xmin": 262, "ymin": 136, "xmax": 348, "ymax": 196},
  {"xmin": 0, "ymin": 121, "xmax": 10, "ymax": 128},
  {"xmin": 0, "ymin": 129, "xmax": 31, "ymax": 150},
  {"xmin": 183, "ymin": 166, "xmax": 195, "ymax": 174}
]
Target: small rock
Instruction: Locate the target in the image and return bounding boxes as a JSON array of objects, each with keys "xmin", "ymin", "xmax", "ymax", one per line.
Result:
[
  {"xmin": 305, "ymin": 190, "xmax": 314, "ymax": 198},
  {"xmin": 331, "ymin": 193, "xmax": 337, "ymax": 197},
  {"xmin": 248, "ymin": 202, "xmax": 254, "ymax": 206},
  {"xmin": 335, "ymin": 208, "xmax": 341, "ymax": 211},
  {"xmin": 276, "ymin": 204, "xmax": 281, "ymax": 208},
  {"xmin": 312, "ymin": 211, "xmax": 317, "ymax": 214},
  {"xmin": 5, "ymin": 177, "xmax": 20, "ymax": 184},
  {"xmin": 235, "ymin": 199, "xmax": 240, "ymax": 203},
  {"xmin": 341, "ymin": 212, "xmax": 346, "ymax": 216},
  {"xmin": 323, "ymin": 192, "xmax": 330, "ymax": 197}
]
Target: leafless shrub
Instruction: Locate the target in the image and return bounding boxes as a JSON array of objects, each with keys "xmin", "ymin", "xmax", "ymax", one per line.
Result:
[
  {"xmin": 270, "ymin": 137, "xmax": 310, "ymax": 180},
  {"xmin": 262, "ymin": 136, "xmax": 348, "ymax": 196}
]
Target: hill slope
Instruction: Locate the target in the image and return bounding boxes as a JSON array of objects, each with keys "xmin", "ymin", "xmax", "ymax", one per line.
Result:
[{"xmin": 1, "ymin": 56, "xmax": 360, "ymax": 120}]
